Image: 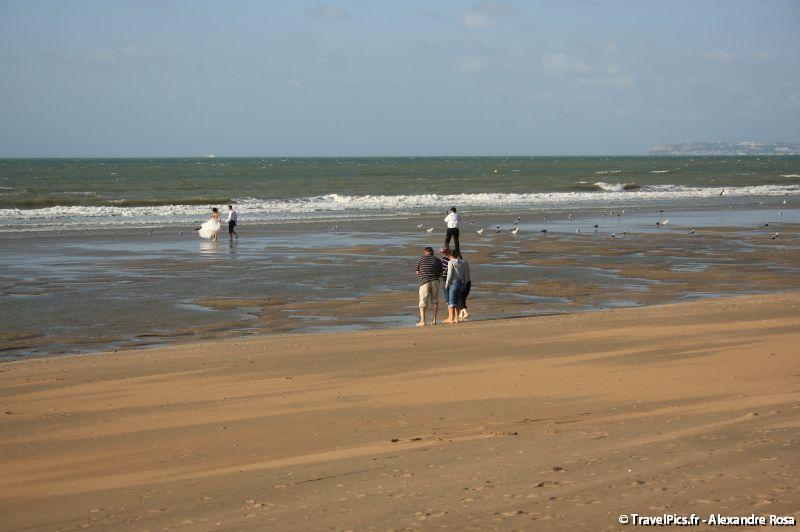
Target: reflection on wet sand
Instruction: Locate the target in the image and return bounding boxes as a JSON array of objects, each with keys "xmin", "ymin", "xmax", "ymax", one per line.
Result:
[{"xmin": 0, "ymin": 207, "xmax": 798, "ymax": 359}]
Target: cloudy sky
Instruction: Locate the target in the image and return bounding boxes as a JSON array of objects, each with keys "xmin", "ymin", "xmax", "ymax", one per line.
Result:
[{"xmin": 1, "ymin": 0, "xmax": 798, "ymax": 156}]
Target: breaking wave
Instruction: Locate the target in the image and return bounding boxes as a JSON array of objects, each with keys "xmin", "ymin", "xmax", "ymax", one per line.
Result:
[
  {"xmin": 1, "ymin": 184, "xmax": 798, "ymax": 230},
  {"xmin": 593, "ymin": 181, "xmax": 641, "ymax": 192}
]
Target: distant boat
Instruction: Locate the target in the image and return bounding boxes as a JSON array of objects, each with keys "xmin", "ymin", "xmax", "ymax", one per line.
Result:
[{"xmin": 204, "ymin": 154, "xmax": 217, "ymax": 158}]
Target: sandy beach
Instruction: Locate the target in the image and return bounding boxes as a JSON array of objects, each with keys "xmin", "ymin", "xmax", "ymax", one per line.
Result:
[{"xmin": 1, "ymin": 292, "xmax": 798, "ymax": 530}]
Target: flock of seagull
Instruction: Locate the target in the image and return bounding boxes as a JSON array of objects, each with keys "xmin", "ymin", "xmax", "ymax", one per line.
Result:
[{"xmin": 414, "ymin": 201, "xmax": 787, "ymax": 241}]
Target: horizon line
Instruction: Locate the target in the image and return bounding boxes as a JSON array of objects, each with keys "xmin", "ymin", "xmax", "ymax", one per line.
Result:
[{"xmin": 3, "ymin": 153, "xmax": 798, "ymax": 160}]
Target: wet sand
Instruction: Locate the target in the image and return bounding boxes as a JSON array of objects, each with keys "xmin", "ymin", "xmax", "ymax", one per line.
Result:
[
  {"xmin": 2, "ymin": 207, "xmax": 798, "ymax": 359},
  {"xmin": 1, "ymin": 292, "xmax": 799, "ymax": 530}
]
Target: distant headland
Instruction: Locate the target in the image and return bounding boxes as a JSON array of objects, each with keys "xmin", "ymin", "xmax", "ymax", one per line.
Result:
[{"xmin": 649, "ymin": 141, "xmax": 800, "ymax": 156}]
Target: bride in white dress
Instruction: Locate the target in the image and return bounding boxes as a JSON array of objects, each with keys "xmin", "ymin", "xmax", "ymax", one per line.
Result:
[{"xmin": 197, "ymin": 207, "xmax": 221, "ymax": 241}]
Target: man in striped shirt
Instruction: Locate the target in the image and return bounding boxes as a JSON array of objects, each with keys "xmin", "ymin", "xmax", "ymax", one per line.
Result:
[{"xmin": 415, "ymin": 246, "xmax": 443, "ymax": 326}]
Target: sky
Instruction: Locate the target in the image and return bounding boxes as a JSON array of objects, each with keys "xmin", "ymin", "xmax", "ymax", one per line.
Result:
[{"xmin": 1, "ymin": 0, "xmax": 799, "ymax": 157}]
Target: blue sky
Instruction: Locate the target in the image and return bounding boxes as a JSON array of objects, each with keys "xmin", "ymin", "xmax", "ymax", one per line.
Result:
[{"xmin": 1, "ymin": 0, "xmax": 798, "ymax": 156}]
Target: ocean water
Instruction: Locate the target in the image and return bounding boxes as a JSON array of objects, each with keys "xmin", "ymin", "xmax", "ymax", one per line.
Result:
[{"xmin": 1, "ymin": 156, "xmax": 798, "ymax": 230}]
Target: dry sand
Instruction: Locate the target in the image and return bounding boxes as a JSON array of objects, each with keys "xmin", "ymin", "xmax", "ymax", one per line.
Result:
[{"xmin": 1, "ymin": 293, "xmax": 799, "ymax": 530}]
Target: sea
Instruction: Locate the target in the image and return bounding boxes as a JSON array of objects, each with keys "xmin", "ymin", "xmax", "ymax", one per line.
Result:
[
  {"xmin": 1, "ymin": 156, "xmax": 799, "ymax": 360},
  {"xmin": 1, "ymin": 156, "xmax": 799, "ymax": 230}
]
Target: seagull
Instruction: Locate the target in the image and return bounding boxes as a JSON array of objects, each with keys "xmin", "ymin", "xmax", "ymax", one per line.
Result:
[
  {"xmin": 611, "ymin": 233, "xmax": 616, "ymax": 238},
  {"xmin": 477, "ymin": 228, "xmax": 484, "ymax": 235},
  {"xmin": 469, "ymin": 220, "xmax": 475, "ymax": 224},
  {"xmin": 771, "ymin": 232, "xmax": 779, "ymax": 240},
  {"xmin": 426, "ymin": 227, "xmax": 434, "ymax": 234},
  {"xmin": 622, "ymin": 231, "xmax": 627, "ymax": 235},
  {"xmin": 635, "ymin": 207, "xmax": 640, "ymax": 214},
  {"xmin": 515, "ymin": 216, "xmax": 521, "ymax": 223},
  {"xmin": 568, "ymin": 213, "xmax": 574, "ymax": 220},
  {"xmin": 332, "ymin": 225, "xmax": 339, "ymax": 231},
  {"xmin": 540, "ymin": 229, "xmax": 547, "ymax": 233},
  {"xmin": 688, "ymin": 229, "xmax": 695, "ymax": 235},
  {"xmin": 764, "ymin": 223, "xmax": 769, "ymax": 227},
  {"xmin": 575, "ymin": 228, "xmax": 581, "ymax": 235},
  {"xmin": 542, "ymin": 214, "xmax": 548, "ymax": 221},
  {"xmin": 593, "ymin": 224, "xmax": 599, "ymax": 229},
  {"xmin": 416, "ymin": 223, "xmax": 424, "ymax": 229},
  {"xmin": 511, "ymin": 227, "xmax": 519, "ymax": 235}
]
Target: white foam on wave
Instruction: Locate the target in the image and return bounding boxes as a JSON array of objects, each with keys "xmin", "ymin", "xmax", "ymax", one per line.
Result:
[
  {"xmin": 650, "ymin": 170, "xmax": 670, "ymax": 173},
  {"xmin": 780, "ymin": 174, "xmax": 800, "ymax": 178},
  {"xmin": 594, "ymin": 170, "xmax": 622, "ymax": 174},
  {"xmin": 594, "ymin": 181, "xmax": 629, "ymax": 192},
  {"xmin": 2, "ymin": 185, "xmax": 798, "ymax": 229}
]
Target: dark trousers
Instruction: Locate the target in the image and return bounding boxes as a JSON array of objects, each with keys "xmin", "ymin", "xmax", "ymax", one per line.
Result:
[
  {"xmin": 444, "ymin": 227, "xmax": 460, "ymax": 252},
  {"xmin": 228, "ymin": 220, "xmax": 237, "ymax": 234},
  {"xmin": 458, "ymin": 281, "xmax": 471, "ymax": 309}
]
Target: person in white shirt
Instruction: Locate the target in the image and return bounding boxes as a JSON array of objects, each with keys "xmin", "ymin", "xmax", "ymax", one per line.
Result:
[
  {"xmin": 443, "ymin": 206, "xmax": 461, "ymax": 253},
  {"xmin": 226, "ymin": 205, "xmax": 238, "ymax": 240}
]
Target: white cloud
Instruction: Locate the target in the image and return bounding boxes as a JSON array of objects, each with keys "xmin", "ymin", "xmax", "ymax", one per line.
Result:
[
  {"xmin": 453, "ymin": 54, "xmax": 494, "ymax": 75},
  {"xmin": 542, "ymin": 52, "xmax": 592, "ymax": 77},
  {"xmin": 541, "ymin": 52, "xmax": 634, "ymax": 91},
  {"xmin": 305, "ymin": 4, "xmax": 347, "ymax": 20},
  {"xmin": 461, "ymin": 1, "xmax": 518, "ymax": 29},
  {"xmin": 707, "ymin": 50, "xmax": 739, "ymax": 63},
  {"xmin": 462, "ymin": 12, "xmax": 491, "ymax": 29}
]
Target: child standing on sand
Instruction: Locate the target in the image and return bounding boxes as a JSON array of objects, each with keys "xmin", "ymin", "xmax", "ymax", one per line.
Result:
[{"xmin": 444, "ymin": 206, "xmax": 461, "ymax": 253}]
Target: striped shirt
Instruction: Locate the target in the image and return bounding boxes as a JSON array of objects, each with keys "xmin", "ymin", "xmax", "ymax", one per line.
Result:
[
  {"xmin": 440, "ymin": 255, "xmax": 450, "ymax": 280},
  {"xmin": 416, "ymin": 255, "xmax": 443, "ymax": 285}
]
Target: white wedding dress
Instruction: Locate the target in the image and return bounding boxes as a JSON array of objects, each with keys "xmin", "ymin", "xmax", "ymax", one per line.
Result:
[{"xmin": 198, "ymin": 218, "xmax": 221, "ymax": 239}]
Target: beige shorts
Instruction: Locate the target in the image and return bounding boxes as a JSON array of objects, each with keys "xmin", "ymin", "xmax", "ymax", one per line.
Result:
[{"xmin": 418, "ymin": 280, "xmax": 440, "ymax": 308}]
